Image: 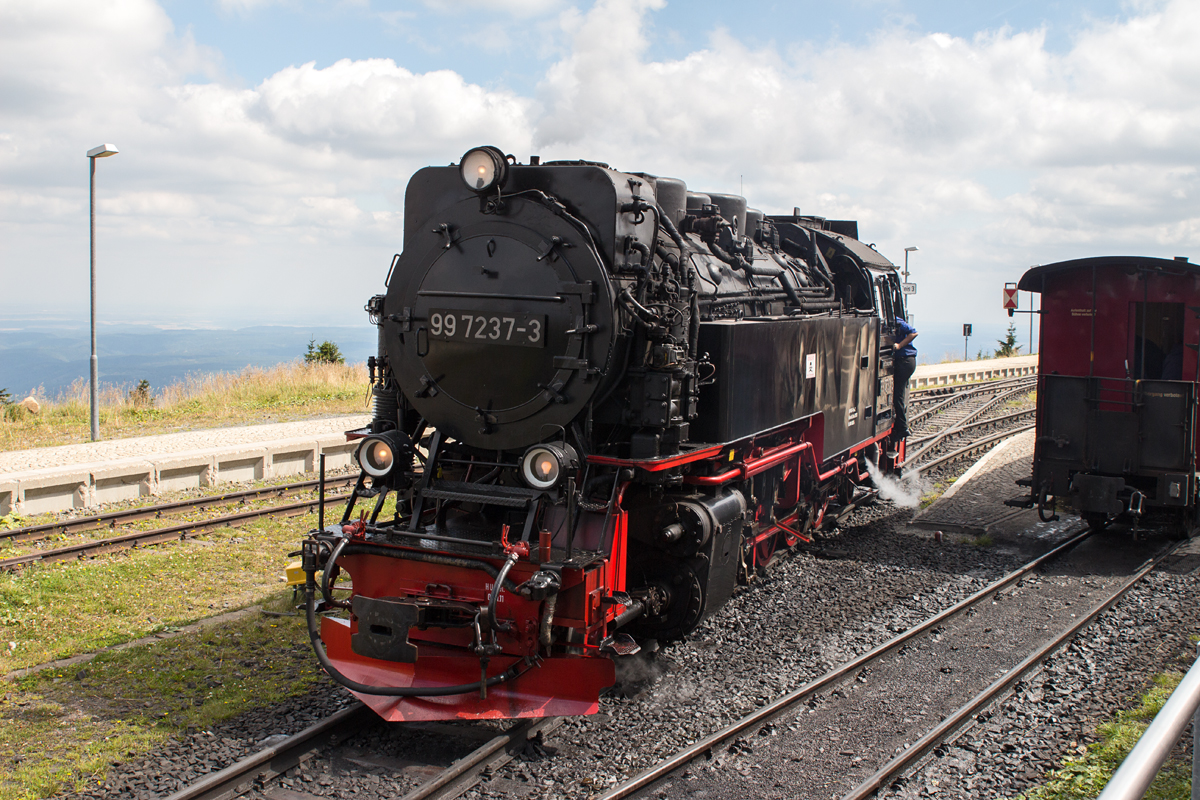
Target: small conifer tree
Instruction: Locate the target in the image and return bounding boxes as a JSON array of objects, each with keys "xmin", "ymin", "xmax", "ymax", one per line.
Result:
[
  {"xmin": 128, "ymin": 380, "xmax": 152, "ymax": 407},
  {"xmin": 995, "ymin": 323, "xmax": 1023, "ymax": 358},
  {"xmin": 304, "ymin": 338, "xmax": 345, "ymax": 365}
]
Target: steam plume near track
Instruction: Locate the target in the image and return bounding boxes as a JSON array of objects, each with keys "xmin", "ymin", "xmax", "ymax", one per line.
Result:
[{"xmin": 866, "ymin": 460, "xmax": 925, "ymax": 509}]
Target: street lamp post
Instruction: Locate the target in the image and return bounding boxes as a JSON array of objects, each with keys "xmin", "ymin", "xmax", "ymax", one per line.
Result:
[
  {"xmin": 87, "ymin": 143, "xmax": 118, "ymax": 442},
  {"xmin": 903, "ymin": 245, "xmax": 918, "ymax": 282}
]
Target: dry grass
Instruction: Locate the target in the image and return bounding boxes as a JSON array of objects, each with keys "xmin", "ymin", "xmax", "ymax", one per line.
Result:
[{"xmin": 0, "ymin": 361, "xmax": 369, "ymax": 452}]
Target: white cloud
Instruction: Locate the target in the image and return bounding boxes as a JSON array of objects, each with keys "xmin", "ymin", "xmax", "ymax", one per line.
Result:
[
  {"xmin": 418, "ymin": 0, "xmax": 566, "ymax": 17},
  {"xmin": 526, "ymin": 0, "xmax": 1200, "ymax": 329},
  {"xmin": 1, "ymin": 0, "xmax": 1199, "ymax": 334},
  {"xmin": 214, "ymin": 0, "xmax": 291, "ymax": 13},
  {"xmin": 252, "ymin": 59, "xmax": 532, "ymax": 157}
]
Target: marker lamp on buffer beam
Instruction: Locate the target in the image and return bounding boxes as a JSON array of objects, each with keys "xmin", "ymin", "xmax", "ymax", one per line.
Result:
[
  {"xmin": 520, "ymin": 443, "xmax": 578, "ymax": 491},
  {"xmin": 357, "ymin": 432, "xmax": 407, "ymax": 478},
  {"xmin": 460, "ymin": 146, "xmax": 508, "ymax": 193}
]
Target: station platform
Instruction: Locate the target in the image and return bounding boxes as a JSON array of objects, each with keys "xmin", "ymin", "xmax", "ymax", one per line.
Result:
[
  {"xmin": 0, "ymin": 415, "xmax": 368, "ymax": 517},
  {"xmin": 0, "ymin": 355, "xmax": 1040, "ymax": 519},
  {"xmin": 909, "ymin": 429, "xmax": 1068, "ymax": 540},
  {"xmin": 908, "ymin": 354, "xmax": 1037, "ymax": 389}
]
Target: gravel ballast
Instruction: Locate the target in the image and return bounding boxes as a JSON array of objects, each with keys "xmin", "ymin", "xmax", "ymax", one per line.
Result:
[{"xmin": 62, "ymin": 515, "xmax": 1200, "ymax": 800}]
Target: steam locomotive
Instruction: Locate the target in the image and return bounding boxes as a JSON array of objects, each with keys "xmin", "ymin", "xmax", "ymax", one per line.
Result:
[{"xmin": 301, "ymin": 146, "xmax": 909, "ymax": 721}]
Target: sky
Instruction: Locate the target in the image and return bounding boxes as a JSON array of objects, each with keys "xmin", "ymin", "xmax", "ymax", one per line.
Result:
[{"xmin": 2, "ymin": 0, "xmax": 1198, "ymax": 352}]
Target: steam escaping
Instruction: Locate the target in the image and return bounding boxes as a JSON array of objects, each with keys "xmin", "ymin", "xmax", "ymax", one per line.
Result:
[
  {"xmin": 865, "ymin": 459, "xmax": 926, "ymax": 508},
  {"xmin": 611, "ymin": 648, "xmax": 672, "ymax": 700}
]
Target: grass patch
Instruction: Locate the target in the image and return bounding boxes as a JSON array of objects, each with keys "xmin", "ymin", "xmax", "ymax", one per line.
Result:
[
  {"xmin": 0, "ymin": 503, "xmax": 335, "ymax": 799},
  {"xmin": 0, "ymin": 591, "xmax": 327, "ymax": 800},
  {"xmin": 967, "ymin": 534, "xmax": 994, "ymax": 547},
  {"xmin": 0, "ymin": 361, "xmax": 368, "ymax": 452},
  {"xmin": 1016, "ymin": 672, "xmax": 1191, "ymax": 800},
  {"xmin": 919, "ymin": 476, "xmax": 960, "ymax": 508},
  {"xmin": 0, "ymin": 507, "xmax": 319, "ymax": 678}
]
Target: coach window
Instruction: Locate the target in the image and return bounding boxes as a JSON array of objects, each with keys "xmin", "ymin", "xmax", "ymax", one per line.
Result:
[{"xmin": 1131, "ymin": 301, "xmax": 1185, "ymax": 380}]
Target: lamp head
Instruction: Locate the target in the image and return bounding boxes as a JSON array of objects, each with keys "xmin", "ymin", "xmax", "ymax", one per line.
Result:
[
  {"xmin": 87, "ymin": 144, "xmax": 119, "ymax": 159},
  {"xmin": 458, "ymin": 146, "xmax": 508, "ymax": 194}
]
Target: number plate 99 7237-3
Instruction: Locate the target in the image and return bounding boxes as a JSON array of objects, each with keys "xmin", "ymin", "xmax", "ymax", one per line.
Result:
[{"xmin": 427, "ymin": 309, "xmax": 546, "ymax": 348}]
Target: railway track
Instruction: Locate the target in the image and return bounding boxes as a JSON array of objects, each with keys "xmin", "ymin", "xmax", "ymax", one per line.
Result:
[
  {"xmin": 164, "ymin": 705, "xmax": 562, "ymax": 800},
  {"xmin": 904, "ymin": 377, "xmax": 1037, "ymax": 476},
  {"xmin": 0, "ymin": 475, "xmax": 355, "ymax": 571},
  {"xmin": 591, "ymin": 528, "xmax": 1178, "ymax": 800},
  {"xmin": 839, "ymin": 546, "xmax": 1176, "ymax": 800},
  {"xmin": 910, "ymin": 376, "xmax": 1035, "ymax": 432},
  {"xmin": 909, "ymin": 375, "xmax": 1036, "ymax": 409}
]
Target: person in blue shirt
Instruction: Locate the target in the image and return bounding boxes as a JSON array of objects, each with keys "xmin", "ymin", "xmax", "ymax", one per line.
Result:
[{"xmin": 893, "ymin": 316, "xmax": 918, "ymax": 440}]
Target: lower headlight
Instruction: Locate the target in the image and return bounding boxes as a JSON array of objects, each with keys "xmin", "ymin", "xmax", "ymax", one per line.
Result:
[
  {"xmin": 358, "ymin": 433, "xmax": 405, "ymax": 478},
  {"xmin": 520, "ymin": 443, "xmax": 578, "ymax": 490}
]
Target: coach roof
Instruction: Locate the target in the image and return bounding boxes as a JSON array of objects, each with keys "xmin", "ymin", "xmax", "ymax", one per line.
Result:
[{"xmin": 1017, "ymin": 255, "xmax": 1199, "ymax": 292}]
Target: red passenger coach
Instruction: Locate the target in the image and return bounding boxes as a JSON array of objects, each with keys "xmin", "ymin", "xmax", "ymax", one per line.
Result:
[{"xmin": 1018, "ymin": 256, "xmax": 1200, "ymax": 535}]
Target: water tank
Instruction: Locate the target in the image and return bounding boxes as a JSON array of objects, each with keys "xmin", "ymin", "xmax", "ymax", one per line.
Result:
[
  {"xmin": 745, "ymin": 208, "xmax": 764, "ymax": 242},
  {"xmin": 706, "ymin": 193, "xmax": 748, "ymax": 237},
  {"xmin": 654, "ymin": 177, "xmax": 688, "ymax": 228}
]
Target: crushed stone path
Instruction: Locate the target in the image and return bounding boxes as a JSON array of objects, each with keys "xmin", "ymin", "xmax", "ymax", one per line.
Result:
[{"xmin": 911, "ymin": 429, "xmax": 1036, "ymax": 534}]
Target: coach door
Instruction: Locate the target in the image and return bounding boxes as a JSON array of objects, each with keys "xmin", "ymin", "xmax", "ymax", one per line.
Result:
[{"xmin": 1129, "ymin": 301, "xmax": 1185, "ymax": 381}]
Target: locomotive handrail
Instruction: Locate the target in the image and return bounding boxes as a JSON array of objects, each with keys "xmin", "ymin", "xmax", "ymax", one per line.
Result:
[
  {"xmin": 684, "ymin": 441, "xmax": 814, "ymax": 485},
  {"xmin": 587, "ymin": 443, "xmax": 726, "ymax": 471},
  {"xmin": 1096, "ymin": 645, "xmax": 1200, "ymax": 800}
]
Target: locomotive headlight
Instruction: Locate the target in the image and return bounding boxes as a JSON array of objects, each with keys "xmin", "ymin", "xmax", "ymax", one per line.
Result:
[
  {"xmin": 520, "ymin": 443, "xmax": 578, "ymax": 491},
  {"xmin": 357, "ymin": 432, "xmax": 407, "ymax": 478},
  {"xmin": 459, "ymin": 146, "xmax": 508, "ymax": 193}
]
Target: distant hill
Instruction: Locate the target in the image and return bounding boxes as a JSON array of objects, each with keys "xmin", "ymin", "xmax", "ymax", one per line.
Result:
[
  {"xmin": 0, "ymin": 318, "xmax": 1034, "ymax": 398},
  {"xmin": 0, "ymin": 324, "xmax": 378, "ymax": 397}
]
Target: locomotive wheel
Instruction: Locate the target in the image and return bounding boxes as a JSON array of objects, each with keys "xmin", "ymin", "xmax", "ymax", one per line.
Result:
[
  {"xmin": 752, "ymin": 529, "xmax": 781, "ymax": 576},
  {"xmin": 1084, "ymin": 512, "xmax": 1110, "ymax": 533}
]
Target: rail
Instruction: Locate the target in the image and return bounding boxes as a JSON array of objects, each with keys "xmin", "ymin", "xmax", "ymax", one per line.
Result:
[
  {"xmin": 1097, "ymin": 644, "xmax": 1200, "ymax": 800},
  {"xmin": 841, "ymin": 545, "xmax": 1176, "ymax": 800},
  {"xmin": 593, "ymin": 527, "xmax": 1094, "ymax": 800}
]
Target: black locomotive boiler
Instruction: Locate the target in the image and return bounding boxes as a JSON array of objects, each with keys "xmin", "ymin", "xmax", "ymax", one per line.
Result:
[{"xmin": 301, "ymin": 146, "xmax": 910, "ymax": 721}]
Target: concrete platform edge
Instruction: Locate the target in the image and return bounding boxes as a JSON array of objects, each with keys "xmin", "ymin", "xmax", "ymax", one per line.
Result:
[
  {"xmin": 909, "ymin": 430, "xmax": 1035, "ymax": 534},
  {"xmin": 1, "ymin": 429, "xmax": 364, "ymax": 517}
]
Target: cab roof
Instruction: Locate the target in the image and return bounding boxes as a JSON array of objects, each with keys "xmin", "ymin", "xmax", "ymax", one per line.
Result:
[{"xmin": 1017, "ymin": 255, "xmax": 1198, "ymax": 292}]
